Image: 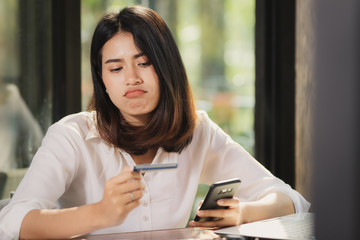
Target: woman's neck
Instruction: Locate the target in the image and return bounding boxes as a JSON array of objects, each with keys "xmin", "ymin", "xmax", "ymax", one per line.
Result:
[{"xmin": 131, "ymin": 148, "xmax": 157, "ymax": 165}]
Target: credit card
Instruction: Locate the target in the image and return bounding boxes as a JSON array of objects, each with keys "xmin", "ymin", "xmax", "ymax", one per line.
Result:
[{"xmin": 133, "ymin": 163, "xmax": 178, "ymax": 172}]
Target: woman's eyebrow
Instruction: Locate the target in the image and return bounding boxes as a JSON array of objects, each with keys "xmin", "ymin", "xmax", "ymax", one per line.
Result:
[
  {"xmin": 105, "ymin": 58, "xmax": 122, "ymax": 64},
  {"xmin": 104, "ymin": 53, "xmax": 145, "ymax": 64},
  {"xmin": 134, "ymin": 52, "xmax": 145, "ymax": 59}
]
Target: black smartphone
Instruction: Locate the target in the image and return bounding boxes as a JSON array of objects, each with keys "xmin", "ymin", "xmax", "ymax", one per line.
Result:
[{"xmin": 194, "ymin": 178, "xmax": 241, "ymax": 222}]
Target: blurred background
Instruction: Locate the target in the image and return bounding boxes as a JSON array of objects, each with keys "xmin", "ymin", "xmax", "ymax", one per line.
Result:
[{"xmin": 0, "ymin": 0, "xmax": 255, "ymax": 205}]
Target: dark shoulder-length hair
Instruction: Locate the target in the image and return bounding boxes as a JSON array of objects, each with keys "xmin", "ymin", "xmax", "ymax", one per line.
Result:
[{"xmin": 88, "ymin": 5, "xmax": 197, "ymax": 155}]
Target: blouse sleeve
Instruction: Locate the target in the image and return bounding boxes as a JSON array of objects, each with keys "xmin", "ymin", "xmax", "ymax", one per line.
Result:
[
  {"xmin": 197, "ymin": 111, "xmax": 310, "ymax": 213},
  {"xmin": 0, "ymin": 123, "xmax": 80, "ymax": 240}
]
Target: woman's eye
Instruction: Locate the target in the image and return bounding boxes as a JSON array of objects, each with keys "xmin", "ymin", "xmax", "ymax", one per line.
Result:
[
  {"xmin": 139, "ymin": 62, "xmax": 151, "ymax": 67},
  {"xmin": 110, "ymin": 67, "xmax": 122, "ymax": 72}
]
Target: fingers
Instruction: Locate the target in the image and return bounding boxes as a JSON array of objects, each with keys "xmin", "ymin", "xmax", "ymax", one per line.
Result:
[
  {"xmin": 97, "ymin": 166, "xmax": 148, "ymax": 227},
  {"xmin": 108, "ymin": 168, "xmax": 142, "ymax": 185},
  {"xmin": 189, "ymin": 219, "xmax": 222, "ymax": 228},
  {"xmin": 102, "ymin": 166, "xmax": 145, "ymax": 207},
  {"xmin": 196, "ymin": 208, "xmax": 229, "ymax": 221},
  {"xmin": 217, "ymin": 197, "xmax": 240, "ymax": 208},
  {"xmin": 106, "ymin": 166, "xmax": 144, "ymax": 192},
  {"xmin": 125, "ymin": 189, "xmax": 143, "ymax": 204},
  {"xmin": 189, "ymin": 198, "xmax": 242, "ymax": 228},
  {"xmin": 124, "ymin": 196, "xmax": 142, "ymax": 212},
  {"xmin": 122, "ymin": 165, "xmax": 134, "ymax": 172},
  {"xmin": 189, "ymin": 210, "xmax": 238, "ymax": 228},
  {"xmin": 104, "ymin": 178, "xmax": 144, "ymax": 203}
]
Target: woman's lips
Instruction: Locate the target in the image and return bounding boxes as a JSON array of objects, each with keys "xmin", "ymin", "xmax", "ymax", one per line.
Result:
[{"xmin": 125, "ymin": 89, "xmax": 147, "ymax": 98}]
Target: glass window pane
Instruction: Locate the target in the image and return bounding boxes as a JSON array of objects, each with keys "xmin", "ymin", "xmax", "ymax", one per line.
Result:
[{"xmin": 0, "ymin": 0, "xmax": 51, "ymax": 199}]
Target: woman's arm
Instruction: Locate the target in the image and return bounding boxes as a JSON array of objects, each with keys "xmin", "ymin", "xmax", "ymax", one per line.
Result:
[
  {"xmin": 20, "ymin": 167, "xmax": 144, "ymax": 239},
  {"xmin": 189, "ymin": 192, "xmax": 295, "ymax": 228},
  {"xmin": 195, "ymin": 112, "xmax": 310, "ymax": 217}
]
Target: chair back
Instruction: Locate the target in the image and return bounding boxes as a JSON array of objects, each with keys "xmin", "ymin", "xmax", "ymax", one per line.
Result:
[{"xmin": 0, "ymin": 172, "xmax": 7, "ymax": 198}]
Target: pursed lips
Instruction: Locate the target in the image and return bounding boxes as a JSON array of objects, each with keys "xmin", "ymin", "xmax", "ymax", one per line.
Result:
[{"xmin": 124, "ymin": 89, "xmax": 147, "ymax": 98}]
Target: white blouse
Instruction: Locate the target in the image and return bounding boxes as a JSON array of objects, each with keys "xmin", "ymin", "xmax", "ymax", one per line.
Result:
[{"xmin": 0, "ymin": 110, "xmax": 310, "ymax": 239}]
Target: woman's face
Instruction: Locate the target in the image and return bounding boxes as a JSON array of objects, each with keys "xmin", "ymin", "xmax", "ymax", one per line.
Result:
[{"xmin": 101, "ymin": 31, "xmax": 160, "ymax": 126}]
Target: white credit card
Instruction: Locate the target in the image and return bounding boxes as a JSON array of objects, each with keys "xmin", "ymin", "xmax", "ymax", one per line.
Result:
[{"xmin": 133, "ymin": 163, "xmax": 178, "ymax": 172}]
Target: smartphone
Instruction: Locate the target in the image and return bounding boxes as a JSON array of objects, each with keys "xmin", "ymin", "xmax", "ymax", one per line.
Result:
[
  {"xmin": 194, "ymin": 178, "xmax": 241, "ymax": 222},
  {"xmin": 133, "ymin": 163, "xmax": 178, "ymax": 172}
]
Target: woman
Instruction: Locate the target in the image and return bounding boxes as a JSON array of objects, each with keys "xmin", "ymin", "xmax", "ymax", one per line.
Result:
[{"xmin": 0, "ymin": 5, "xmax": 310, "ymax": 239}]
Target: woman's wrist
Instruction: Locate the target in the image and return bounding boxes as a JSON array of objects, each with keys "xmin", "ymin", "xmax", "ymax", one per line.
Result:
[
  {"xmin": 88, "ymin": 202, "xmax": 109, "ymax": 230},
  {"xmin": 238, "ymin": 192, "xmax": 296, "ymax": 225},
  {"xmin": 239, "ymin": 202, "xmax": 251, "ymax": 224}
]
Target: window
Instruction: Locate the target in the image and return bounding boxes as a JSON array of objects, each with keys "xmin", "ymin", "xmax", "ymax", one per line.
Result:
[
  {"xmin": 0, "ymin": 0, "xmax": 52, "ymax": 199},
  {"xmin": 0, "ymin": 0, "xmax": 81, "ymax": 200}
]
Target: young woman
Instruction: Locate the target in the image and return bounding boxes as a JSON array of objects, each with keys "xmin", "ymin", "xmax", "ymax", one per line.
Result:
[{"xmin": 0, "ymin": 5, "xmax": 310, "ymax": 239}]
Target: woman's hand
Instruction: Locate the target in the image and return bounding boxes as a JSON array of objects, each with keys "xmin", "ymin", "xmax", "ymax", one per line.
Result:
[
  {"xmin": 94, "ymin": 166, "xmax": 145, "ymax": 228},
  {"xmin": 20, "ymin": 166, "xmax": 145, "ymax": 239},
  {"xmin": 188, "ymin": 197, "xmax": 246, "ymax": 228},
  {"xmin": 188, "ymin": 192, "xmax": 295, "ymax": 228}
]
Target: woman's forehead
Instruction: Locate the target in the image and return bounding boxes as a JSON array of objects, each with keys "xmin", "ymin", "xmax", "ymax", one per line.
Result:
[{"xmin": 102, "ymin": 31, "xmax": 142, "ymax": 61}]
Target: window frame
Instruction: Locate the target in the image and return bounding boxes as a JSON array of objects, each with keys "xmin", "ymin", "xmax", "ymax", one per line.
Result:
[{"xmin": 255, "ymin": 0, "xmax": 296, "ymax": 187}]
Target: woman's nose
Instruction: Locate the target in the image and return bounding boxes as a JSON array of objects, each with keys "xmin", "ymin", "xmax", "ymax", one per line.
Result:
[{"xmin": 125, "ymin": 67, "xmax": 143, "ymax": 85}]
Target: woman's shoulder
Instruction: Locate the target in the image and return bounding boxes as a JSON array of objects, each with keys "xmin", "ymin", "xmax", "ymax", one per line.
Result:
[
  {"xmin": 50, "ymin": 111, "xmax": 98, "ymax": 140},
  {"xmin": 193, "ymin": 110, "xmax": 230, "ymax": 141},
  {"xmin": 195, "ymin": 110, "xmax": 216, "ymax": 129},
  {"xmin": 57, "ymin": 111, "xmax": 94, "ymax": 124},
  {"xmin": 193, "ymin": 110, "xmax": 221, "ymax": 138},
  {"xmin": 195, "ymin": 109, "xmax": 210, "ymax": 123}
]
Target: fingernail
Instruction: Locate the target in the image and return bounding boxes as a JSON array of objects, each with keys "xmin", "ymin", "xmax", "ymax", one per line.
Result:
[
  {"xmin": 197, "ymin": 211, "xmax": 204, "ymax": 216},
  {"xmin": 218, "ymin": 200, "xmax": 224, "ymax": 205}
]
